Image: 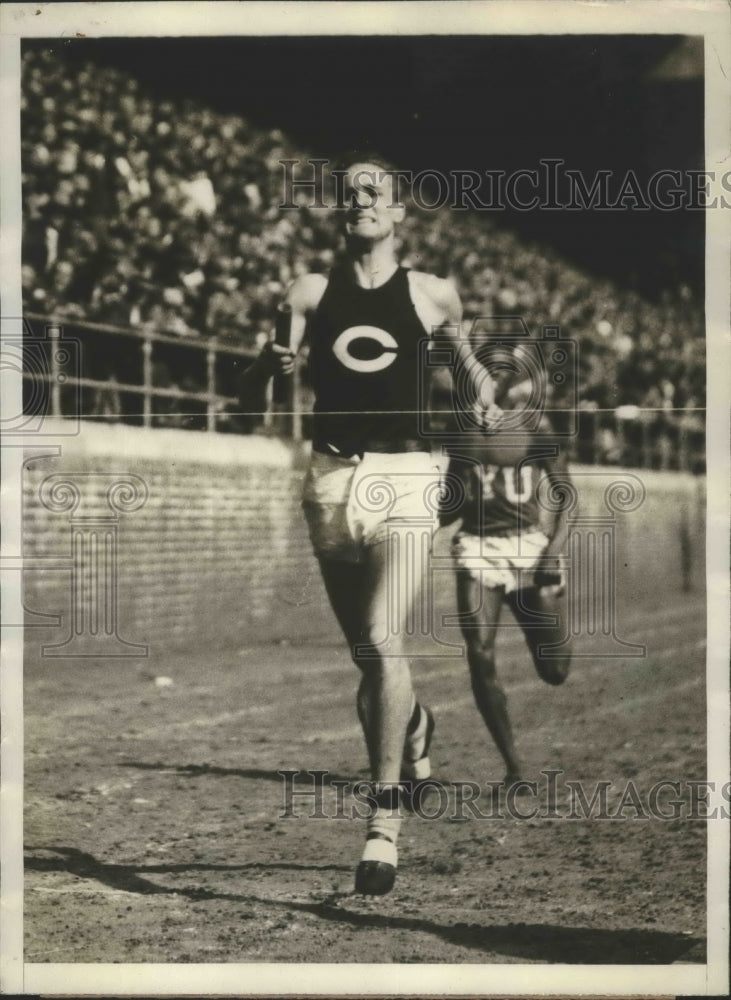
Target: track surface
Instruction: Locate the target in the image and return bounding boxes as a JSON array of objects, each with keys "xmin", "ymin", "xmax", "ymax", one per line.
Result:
[{"xmin": 24, "ymin": 586, "xmax": 707, "ymax": 965}]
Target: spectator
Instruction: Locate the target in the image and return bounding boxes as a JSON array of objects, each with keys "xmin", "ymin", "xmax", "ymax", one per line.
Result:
[{"xmin": 19, "ymin": 45, "xmax": 704, "ymax": 457}]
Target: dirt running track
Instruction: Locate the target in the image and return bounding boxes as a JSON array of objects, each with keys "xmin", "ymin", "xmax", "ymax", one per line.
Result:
[{"xmin": 24, "ymin": 584, "xmax": 707, "ymax": 965}]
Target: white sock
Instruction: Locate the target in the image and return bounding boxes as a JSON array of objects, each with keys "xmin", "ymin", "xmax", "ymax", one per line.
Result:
[
  {"xmin": 361, "ymin": 836, "xmax": 398, "ymax": 866},
  {"xmin": 365, "ymin": 784, "xmax": 402, "ymax": 864}
]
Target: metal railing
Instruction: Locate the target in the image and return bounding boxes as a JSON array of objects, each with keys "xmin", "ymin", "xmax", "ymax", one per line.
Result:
[
  {"xmin": 23, "ymin": 312, "xmax": 258, "ymax": 434},
  {"xmin": 571, "ymin": 407, "xmax": 704, "ymax": 473},
  {"xmin": 22, "ymin": 313, "xmax": 704, "ymax": 472}
]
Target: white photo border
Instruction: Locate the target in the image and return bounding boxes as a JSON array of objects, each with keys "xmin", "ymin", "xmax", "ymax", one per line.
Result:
[{"xmin": 1, "ymin": 2, "xmax": 729, "ymax": 996}]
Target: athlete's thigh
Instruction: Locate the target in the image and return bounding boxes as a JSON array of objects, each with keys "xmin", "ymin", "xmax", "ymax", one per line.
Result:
[
  {"xmin": 455, "ymin": 570, "xmax": 503, "ymax": 653},
  {"xmin": 360, "ymin": 525, "xmax": 433, "ymax": 650},
  {"xmin": 318, "ymin": 557, "xmax": 368, "ymax": 653},
  {"xmin": 506, "ymin": 585, "xmax": 572, "ymax": 683}
]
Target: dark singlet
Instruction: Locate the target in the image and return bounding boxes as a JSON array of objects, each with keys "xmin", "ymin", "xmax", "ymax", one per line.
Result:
[
  {"xmin": 308, "ymin": 264, "xmax": 429, "ymax": 457},
  {"xmin": 447, "ymin": 455, "xmax": 544, "ymax": 536},
  {"xmin": 441, "ymin": 361, "xmax": 555, "ymax": 534}
]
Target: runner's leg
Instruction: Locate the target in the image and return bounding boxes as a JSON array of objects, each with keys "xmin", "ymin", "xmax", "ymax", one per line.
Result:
[
  {"xmin": 506, "ymin": 584, "xmax": 572, "ymax": 686},
  {"xmin": 356, "ymin": 527, "xmax": 426, "ymax": 785},
  {"xmin": 456, "ymin": 570, "xmax": 523, "ymax": 781},
  {"xmin": 356, "ymin": 527, "xmax": 430, "ymax": 893},
  {"xmin": 318, "ymin": 543, "xmax": 432, "ymax": 783},
  {"xmin": 312, "ymin": 491, "xmax": 433, "ymax": 892},
  {"xmin": 317, "ymin": 558, "xmax": 376, "ymax": 773}
]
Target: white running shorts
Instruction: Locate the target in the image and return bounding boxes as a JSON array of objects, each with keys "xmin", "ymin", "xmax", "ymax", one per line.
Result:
[
  {"xmin": 302, "ymin": 449, "xmax": 442, "ymax": 564},
  {"xmin": 451, "ymin": 528, "xmax": 550, "ymax": 593}
]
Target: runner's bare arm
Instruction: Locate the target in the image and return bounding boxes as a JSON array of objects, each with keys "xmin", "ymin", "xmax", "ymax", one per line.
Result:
[
  {"xmin": 540, "ymin": 448, "xmax": 571, "ymax": 556},
  {"xmin": 533, "ymin": 446, "xmax": 572, "ymax": 586},
  {"xmin": 438, "ymin": 453, "xmax": 469, "ymax": 529},
  {"xmin": 283, "ymin": 272, "xmax": 328, "ymax": 355},
  {"xmin": 413, "ymin": 272, "xmax": 499, "ymax": 421},
  {"xmin": 239, "ymin": 273, "xmax": 326, "ymax": 402}
]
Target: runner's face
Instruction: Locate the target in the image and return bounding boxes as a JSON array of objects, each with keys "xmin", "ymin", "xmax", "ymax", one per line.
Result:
[
  {"xmin": 484, "ymin": 347, "xmax": 521, "ymax": 404},
  {"xmin": 341, "ymin": 162, "xmax": 404, "ymax": 242}
]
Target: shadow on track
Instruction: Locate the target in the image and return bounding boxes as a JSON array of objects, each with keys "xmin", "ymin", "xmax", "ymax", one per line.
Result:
[
  {"xmin": 118, "ymin": 760, "xmax": 357, "ymax": 786},
  {"xmin": 25, "ymin": 846, "xmax": 350, "ymax": 892},
  {"xmin": 26, "ymin": 846, "xmax": 704, "ymax": 964}
]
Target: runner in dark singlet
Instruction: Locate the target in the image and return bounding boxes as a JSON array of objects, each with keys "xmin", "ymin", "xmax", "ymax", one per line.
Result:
[
  {"xmin": 240, "ymin": 153, "xmax": 501, "ymax": 894},
  {"xmin": 440, "ymin": 346, "xmax": 573, "ymax": 788},
  {"xmin": 308, "ymin": 262, "xmax": 431, "ymax": 457}
]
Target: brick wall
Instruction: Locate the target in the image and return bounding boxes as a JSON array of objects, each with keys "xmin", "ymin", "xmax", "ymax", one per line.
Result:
[
  {"xmin": 21, "ymin": 421, "xmax": 705, "ymax": 661},
  {"xmin": 22, "ymin": 422, "xmax": 335, "ymax": 657}
]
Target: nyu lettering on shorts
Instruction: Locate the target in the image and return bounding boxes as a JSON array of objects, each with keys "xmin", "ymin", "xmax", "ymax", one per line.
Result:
[
  {"xmin": 451, "ymin": 528, "xmax": 550, "ymax": 594},
  {"xmin": 302, "ymin": 450, "xmax": 442, "ymax": 563}
]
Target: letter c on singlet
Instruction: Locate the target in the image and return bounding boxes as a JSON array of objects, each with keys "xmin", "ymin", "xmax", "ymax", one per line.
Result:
[{"xmin": 332, "ymin": 325, "xmax": 399, "ymax": 373}]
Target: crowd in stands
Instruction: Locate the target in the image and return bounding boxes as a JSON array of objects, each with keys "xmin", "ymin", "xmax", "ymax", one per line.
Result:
[{"xmin": 21, "ymin": 46, "xmax": 705, "ymax": 466}]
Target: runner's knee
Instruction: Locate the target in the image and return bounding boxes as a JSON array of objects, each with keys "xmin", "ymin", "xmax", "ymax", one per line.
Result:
[
  {"xmin": 534, "ymin": 653, "xmax": 570, "ymax": 686},
  {"xmin": 352, "ymin": 630, "xmax": 406, "ymax": 670},
  {"xmin": 466, "ymin": 641, "xmax": 497, "ymax": 680}
]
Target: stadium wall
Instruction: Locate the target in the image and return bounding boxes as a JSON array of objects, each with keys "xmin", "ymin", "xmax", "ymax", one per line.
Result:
[{"xmin": 21, "ymin": 422, "xmax": 705, "ymax": 664}]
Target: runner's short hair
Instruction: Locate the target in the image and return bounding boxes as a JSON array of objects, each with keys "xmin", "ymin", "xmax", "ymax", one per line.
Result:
[
  {"xmin": 330, "ymin": 149, "xmax": 407, "ymax": 210},
  {"xmin": 332, "ymin": 148, "xmax": 396, "ymax": 177}
]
